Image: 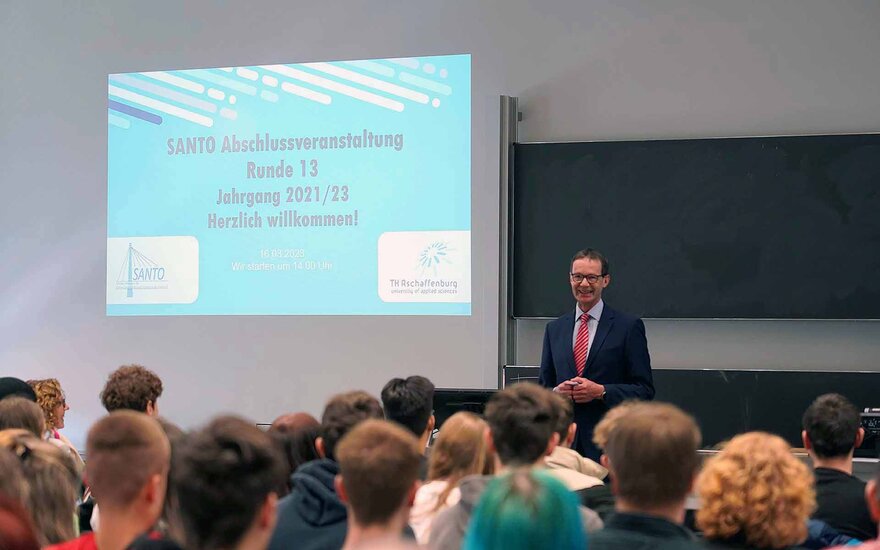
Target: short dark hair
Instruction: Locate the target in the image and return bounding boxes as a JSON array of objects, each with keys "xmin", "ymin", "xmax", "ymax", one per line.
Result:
[
  {"xmin": 174, "ymin": 416, "xmax": 286, "ymax": 550},
  {"xmin": 802, "ymin": 393, "xmax": 861, "ymax": 459},
  {"xmin": 549, "ymin": 392, "xmax": 574, "ymax": 442},
  {"xmin": 100, "ymin": 365, "xmax": 163, "ymax": 412},
  {"xmin": 0, "ymin": 378, "xmax": 37, "ymax": 402},
  {"xmin": 604, "ymin": 402, "xmax": 701, "ymax": 508},
  {"xmin": 269, "ymin": 412, "xmax": 321, "ymax": 490},
  {"xmin": 380, "ymin": 376, "xmax": 435, "ymax": 437},
  {"xmin": 336, "ymin": 419, "xmax": 422, "ymax": 526},
  {"xmin": 571, "ymin": 248, "xmax": 609, "ymax": 276},
  {"xmin": 321, "ymin": 391, "xmax": 384, "ymax": 461},
  {"xmin": 484, "ymin": 383, "xmax": 556, "ymax": 467},
  {"xmin": 0, "ymin": 397, "xmax": 45, "ymax": 437}
]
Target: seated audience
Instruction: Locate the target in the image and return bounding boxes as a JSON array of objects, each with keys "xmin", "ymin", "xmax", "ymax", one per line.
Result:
[
  {"xmin": 0, "ymin": 377, "xmax": 38, "ymax": 402},
  {"xmin": 462, "ymin": 468, "xmax": 587, "ymax": 550},
  {"xmin": 268, "ymin": 390, "xmax": 384, "ymax": 550},
  {"xmin": 48, "ymin": 411, "xmax": 171, "ymax": 550},
  {"xmin": 172, "ymin": 415, "xmax": 286, "ymax": 550},
  {"xmin": 0, "ymin": 397, "xmax": 45, "ymax": 437},
  {"xmin": 588, "ymin": 402, "xmax": 704, "ymax": 550},
  {"xmin": 429, "ymin": 383, "xmax": 602, "ymax": 550},
  {"xmin": 269, "ymin": 412, "xmax": 321, "ymax": 493},
  {"xmin": 410, "ymin": 411, "xmax": 491, "ymax": 544},
  {"xmin": 0, "ymin": 429, "xmax": 79, "ymax": 546},
  {"xmin": 28, "ymin": 378, "xmax": 83, "ymax": 465},
  {"xmin": 545, "ymin": 392, "xmax": 609, "ymax": 518},
  {"xmin": 802, "ymin": 393, "xmax": 876, "ymax": 541},
  {"xmin": 827, "ymin": 469, "xmax": 880, "ymax": 550},
  {"xmin": 100, "ymin": 365, "xmax": 163, "ymax": 415},
  {"xmin": 0, "ymin": 494, "xmax": 41, "ymax": 550},
  {"xmin": 381, "ymin": 376, "xmax": 435, "ymax": 480},
  {"xmin": 697, "ymin": 431, "xmax": 815, "ymax": 550},
  {"xmin": 546, "ymin": 392, "xmax": 607, "ymax": 479},
  {"xmin": 335, "ymin": 419, "xmax": 423, "ymax": 549}
]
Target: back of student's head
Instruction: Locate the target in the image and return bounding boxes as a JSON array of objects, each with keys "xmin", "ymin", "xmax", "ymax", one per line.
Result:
[
  {"xmin": 269, "ymin": 412, "xmax": 321, "ymax": 486},
  {"xmin": 0, "ymin": 430, "xmax": 79, "ymax": 546},
  {"xmin": 100, "ymin": 364, "xmax": 163, "ymax": 413},
  {"xmin": 802, "ymin": 393, "xmax": 861, "ymax": 459},
  {"xmin": 173, "ymin": 415, "xmax": 286, "ymax": 550},
  {"xmin": 86, "ymin": 411, "xmax": 170, "ymax": 509},
  {"xmin": 428, "ymin": 411, "xmax": 489, "ymax": 482},
  {"xmin": 549, "ymin": 391, "xmax": 575, "ymax": 444},
  {"xmin": 320, "ymin": 391, "xmax": 384, "ymax": 461},
  {"xmin": 463, "ymin": 469, "xmax": 586, "ymax": 550},
  {"xmin": 696, "ymin": 432, "xmax": 815, "ymax": 548},
  {"xmin": 484, "ymin": 383, "xmax": 556, "ymax": 467},
  {"xmin": 592, "ymin": 400, "xmax": 642, "ymax": 451},
  {"xmin": 603, "ymin": 402, "xmax": 701, "ymax": 509},
  {"xmin": 0, "ymin": 446, "xmax": 29, "ymax": 504},
  {"xmin": 336, "ymin": 419, "xmax": 422, "ymax": 526},
  {"xmin": 0, "ymin": 397, "xmax": 45, "ymax": 437},
  {"xmin": 381, "ymin": 376, "xmax": 435, "ymax": 437},
  {"xmin": 0, "ymin": 378, "xmax": 37, "ymax": 402}
]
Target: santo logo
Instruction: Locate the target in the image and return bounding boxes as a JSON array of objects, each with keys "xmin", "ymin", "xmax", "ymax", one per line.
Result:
[{"xmin": 115, "ymin": 243, "xmax": 169, "ymax": 297}]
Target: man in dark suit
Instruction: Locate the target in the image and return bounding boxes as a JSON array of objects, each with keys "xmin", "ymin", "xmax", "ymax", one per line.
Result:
[{"xmin": 539, "ymin": 248, "xmax": 654, "ymax": 460}]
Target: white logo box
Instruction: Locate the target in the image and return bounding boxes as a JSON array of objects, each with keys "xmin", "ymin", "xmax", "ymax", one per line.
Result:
[
  {"xmin": 107, "ymin": 236, "xmax": 199, "ymax": 305},
  {"xmin": 377, "ymin": 230, "xmax": 471, "ymax": 303}
]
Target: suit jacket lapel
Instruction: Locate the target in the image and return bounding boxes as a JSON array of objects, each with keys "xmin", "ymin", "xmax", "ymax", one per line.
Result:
[
  {"xmin": 558, "ymin": 311, "xmax": 578, "ymax": 380},
  {"xmin": 584, "ymin": 306, "xmax": 615, "ymax": 373}
]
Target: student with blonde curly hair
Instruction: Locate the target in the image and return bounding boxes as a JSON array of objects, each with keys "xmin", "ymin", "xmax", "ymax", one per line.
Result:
[
  {"xmin": 696, "ymin": 432, "xmax": 816, "ymax": 549},
  {"xmin": 28, "ymin": 378, "xmax": 82, "ymax": 465}
]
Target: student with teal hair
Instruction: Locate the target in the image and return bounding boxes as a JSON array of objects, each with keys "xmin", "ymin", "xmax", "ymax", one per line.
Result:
[{"xmin": 462, "ymin": 468, "xmax": 587, "ymax": 550}]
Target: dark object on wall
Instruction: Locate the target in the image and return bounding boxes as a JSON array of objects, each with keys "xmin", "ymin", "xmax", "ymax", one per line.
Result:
[
  {"xmin": 512, "ymin": 134, "xmax": 880, "ymax": 319},
  {"xmin": 501, "ymin": 366, "xmax": 879, "ymax": 454}
]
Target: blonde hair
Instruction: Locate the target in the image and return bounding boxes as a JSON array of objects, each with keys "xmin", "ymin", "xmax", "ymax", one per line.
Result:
[
  {"xmin": 0, "ymin": 429, "xmax": 79, "ymax": 546},
  {"xmin": 592, "ymin": 400, "xmax": 642, "ymax": 450},
  {"xmin": 696, "ymin": 432, "xmax": 815, "ymax": 549},
  {"xmin": 27, "ymin": 378, "xmax": 65, "ymax": 431},
  {"xmin": 427, "ymin": 412, "xmax": 490, "ymax": 511}
]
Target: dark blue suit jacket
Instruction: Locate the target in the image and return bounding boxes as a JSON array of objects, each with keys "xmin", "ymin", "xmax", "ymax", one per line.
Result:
[{"xmin": 539, "ymin": 304, "xmax": 655, "ymax": 460}]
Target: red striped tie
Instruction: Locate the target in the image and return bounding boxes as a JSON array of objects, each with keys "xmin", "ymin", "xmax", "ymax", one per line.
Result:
[{"xmin": 574, "ymin": 312, "xmax": 590, "ymax": 376}]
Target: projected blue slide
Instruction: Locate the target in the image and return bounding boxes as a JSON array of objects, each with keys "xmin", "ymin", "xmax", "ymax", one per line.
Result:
[{"xmin": 106, "ymin": 55, "xmax": 470, "ymax": 316}]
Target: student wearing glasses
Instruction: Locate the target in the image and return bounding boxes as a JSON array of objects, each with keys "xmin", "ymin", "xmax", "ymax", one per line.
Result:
[{"xmin": 538, "ymin": 248, "xmax": 655, "ymax": 460}]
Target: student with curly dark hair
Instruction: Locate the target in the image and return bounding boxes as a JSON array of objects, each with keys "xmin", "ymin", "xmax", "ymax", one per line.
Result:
[{"xmin": 100, "ymin": 365, "xmax": 163, "ymax": 415}]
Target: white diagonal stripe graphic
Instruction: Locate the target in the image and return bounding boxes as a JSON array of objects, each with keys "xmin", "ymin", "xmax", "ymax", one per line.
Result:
[
  {"xmin": 140, "ymin": 71, "xmax": 205, "ymax": 94},
  {"xmin": 280, "ymin": 82, "xmax": 331, "ymax": 105},
  {"xmin": 303, "ymin": 62, "xmax": 428, "ymax": 104},
  {"xmin": 261, "ymin": 64, "xmax": 403, "ymax": 112},
  {"xmin": 110, "ymin": 74, "xmax": 217, "ymax": 113},
  {"xmin": 109, "ymin": 85, "xmax": 213, "ymax": 127},
  {"xmin": 236, "ymin": 67, "xmax": 259, "ymax": 81}
]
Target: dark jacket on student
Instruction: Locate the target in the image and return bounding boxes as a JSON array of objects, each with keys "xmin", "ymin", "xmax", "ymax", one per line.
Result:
[
  {"xmin": 812, "ymin": 467, "xmax": 878, "ymax": 541},
  {"xmin": 589, "ymin": 512, "xmax": 704, "ymax": 550},
  {"xmin": 268, "ymin": 459, "xmax": 347, "ymax": 550}
]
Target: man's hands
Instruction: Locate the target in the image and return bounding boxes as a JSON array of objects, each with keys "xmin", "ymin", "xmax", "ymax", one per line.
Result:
[{"xmin": 554, "ymin": 377, "xmax": 605, "ymax": 403}]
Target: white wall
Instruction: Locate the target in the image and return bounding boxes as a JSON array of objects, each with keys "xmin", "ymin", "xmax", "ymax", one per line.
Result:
[{"xmin": 3, "ymin": 0, "xmax": 880, "ymax": 449}]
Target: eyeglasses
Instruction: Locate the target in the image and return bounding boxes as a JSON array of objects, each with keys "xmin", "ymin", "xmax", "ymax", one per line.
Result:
[{"xmin": 570, "ymin": 273, "xmax": 606, "ymax": 284}]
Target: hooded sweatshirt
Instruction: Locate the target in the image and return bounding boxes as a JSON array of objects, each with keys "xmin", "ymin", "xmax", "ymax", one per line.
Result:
[{"xmin": 268, "ymin": 459, "xmax": 348, "ymax": 550}]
